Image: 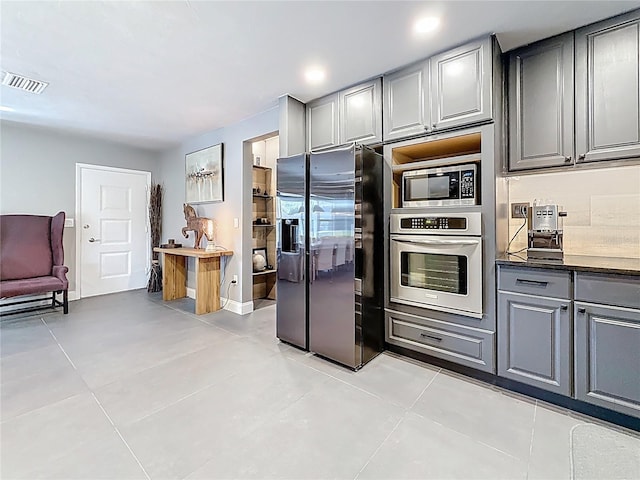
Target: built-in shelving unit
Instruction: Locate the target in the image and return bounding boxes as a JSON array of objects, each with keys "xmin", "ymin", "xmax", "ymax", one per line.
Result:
[{"xmin": 250, "ymin": 135, "xmax": 279, "ymax": 304}]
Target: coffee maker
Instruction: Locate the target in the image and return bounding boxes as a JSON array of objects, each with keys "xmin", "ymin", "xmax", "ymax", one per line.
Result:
[{"xmin": 527, "ymin": 203, "xmax": 567, "ymax": 260}]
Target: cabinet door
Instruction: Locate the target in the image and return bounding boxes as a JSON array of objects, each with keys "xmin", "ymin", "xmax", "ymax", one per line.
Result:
[
  {"xmin": 339, "ymin": 79, "xmax": 382, "ymax": 145},
  {"xmin": 575, "ymin": 10, "xmax": 640, "ymax": 163},
  {"xmin": 383, "ymin": 61, "xmax": 430, "ymax": 141},
  {"xmin": 430, "ymin": 37, "xmax": 492, "ymax": 131},
  {"xmin": 307, "ymin": 93, "xmax": 339, "ymax": 151},
  {"xmin": 575, "ymin": 302, "xmax": 640, "ymax": 418},
  {"xmin": 509, "ymin": 33, "xmax": 575, "ymax": 171},
  {"xmin": 498, "ymin": 292, "xmax": 571, "ymax": 395}
]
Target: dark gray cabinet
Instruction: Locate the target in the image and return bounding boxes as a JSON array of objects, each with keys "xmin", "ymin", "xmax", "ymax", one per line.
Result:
[
  {"xmin": 382, "ymin": 61, "xmax": 430, "ymax": 141},
  {"xmin": 497, "ymin": 266, "xmax": 572, "ymax": 395},
  {"xmin": 508, "ymin": 33, "xmax": 574, "ymax": 171},
  {"xmin": 383, "ymin": 36, "xmax": 494, "ymax": 142},
  {"xmin": 574, "ymin": 271, "xmax": 640, "ymax": 418},
  {"xmin": 575, "ymin": 10, "xmax": 640, "ymax": 164},
  {"xmin": 307, "ymin": 79, "xmax": 382, "ymax": 151},
  {"xmin": 507, "ymin": 9, "xmax": 640, "ymax": 171},
  {"xmin": 574, "ymin": 302, "xmax": 640, "ymax": 418},
  {"xmin": 430, "ymin": 36, "xmax": 493, "ymax": 132}
]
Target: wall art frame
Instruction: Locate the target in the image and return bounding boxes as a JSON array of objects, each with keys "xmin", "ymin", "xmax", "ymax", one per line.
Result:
[{"xmin": 185, "ymin": 143, "xmax": 224, "ymax": 203}]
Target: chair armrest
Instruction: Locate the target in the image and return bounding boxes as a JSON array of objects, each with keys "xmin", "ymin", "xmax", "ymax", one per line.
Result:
[{"xmin": 52, "ymin": 265, "xmax": 69, "ymax": 283}]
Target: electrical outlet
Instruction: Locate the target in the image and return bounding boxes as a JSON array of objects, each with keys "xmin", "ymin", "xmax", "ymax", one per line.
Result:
[
  {"xmin": 511, "ymin": 203, "xmax": 529, "ymax": 219},
  {"xmin": 231, "ymin": 275, "xmax": 238, "ymax": 284}
]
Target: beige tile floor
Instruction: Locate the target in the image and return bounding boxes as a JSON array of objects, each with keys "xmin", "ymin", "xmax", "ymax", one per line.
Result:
[{"xmin": 1, "ymin": 290, "xmax": 638, "ymax": 479}]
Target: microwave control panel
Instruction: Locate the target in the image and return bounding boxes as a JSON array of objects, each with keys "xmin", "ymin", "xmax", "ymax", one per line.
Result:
[
  {"xmin": 460, "ymin": 169, "xmax": 475, "ymax": 199},
  {"xmin": 400, "ymin": 217, "xmax": 468, "ymax": 230}
]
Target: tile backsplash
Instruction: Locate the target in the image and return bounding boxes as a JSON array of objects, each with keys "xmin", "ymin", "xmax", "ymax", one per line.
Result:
[{"xmin": 507, "ymin": 165, "xmax": 640, "ymax": 259}]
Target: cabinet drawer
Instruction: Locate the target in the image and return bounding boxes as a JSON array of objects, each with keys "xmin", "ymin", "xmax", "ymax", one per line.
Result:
[
  {"xmin": 575, "ymin": 272, "xmax": 640, "ymax": 310},
  {"xmin": 498, "ymin": 266, "xmax": 571, "ymax": 298},
  {"xmin": 386, "ymin": 309, "xmax": 494, "ymax": 373}
]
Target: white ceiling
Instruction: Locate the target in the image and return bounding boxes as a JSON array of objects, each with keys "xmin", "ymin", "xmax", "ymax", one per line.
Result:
[{"xmin": 1, "ymin": 1, "xmax": 639, "ymax": 151}]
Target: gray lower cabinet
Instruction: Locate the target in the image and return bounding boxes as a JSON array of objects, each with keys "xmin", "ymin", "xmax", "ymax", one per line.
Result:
[
  {"xmin": 497, "ymin": 266, "xmax": 572, "ymax": 395},
  {"xmin": 386, "ymin": 308, "xmax": 495, "ymax": 373},
  {"xmin": 575, "ymin": 9, "xmax": 640, "ymax": 163},
  {"xmin": 574, "ymin": 302, "xmax": 640, "ymax": 418},
  {"xmin": 307, "ymin": 79, "xmax": 382, "ymax": 151},
  {"xmin": 383, "ymin": 60, "xmax": 430, "ymax": 141},
  {"xmin": 508, "ymin": 33, "xmax": 574, "ymax": 171},
  {"xmin": 430, "ymin": 36, "xmax": 493, "ymax": 132},
  {"xmin": 498, "ymin": 291, "xmax": 572, "ymax": 395},
  {"xmin": 574, "ymin": 272, "xmax": 640, "ymax": 418}
]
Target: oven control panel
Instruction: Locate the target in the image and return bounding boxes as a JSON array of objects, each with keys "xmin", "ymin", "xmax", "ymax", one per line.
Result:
[{"xmin": 400, "ymin": 217, "xmax": 468, "ymax": 230}]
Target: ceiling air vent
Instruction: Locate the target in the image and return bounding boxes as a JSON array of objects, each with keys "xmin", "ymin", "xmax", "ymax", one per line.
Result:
[{"xmin": 2, "ymin": 72, "xmax": 48, "ymax": 94}]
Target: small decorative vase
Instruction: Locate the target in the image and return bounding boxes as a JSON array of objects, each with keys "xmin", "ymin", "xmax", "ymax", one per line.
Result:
[{"xmin": 253, "ymin": 253, "xmax": 267, "ymax": 272}]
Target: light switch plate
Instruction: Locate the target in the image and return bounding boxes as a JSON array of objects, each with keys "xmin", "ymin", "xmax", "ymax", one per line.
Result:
[
  {"xmin": 233, "ymin": 218, "xmax": 239, "ymax": 228},
  {"xmin": 64, "ymin": 218, "xmax": 75, "ymax": 228}
]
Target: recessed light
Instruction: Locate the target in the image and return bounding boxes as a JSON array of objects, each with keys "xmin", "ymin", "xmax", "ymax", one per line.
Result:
[
  {"xmin": 414, "ymin": 16, "xmax": 440, "ymax": 34},
  {"xmin": 0, "ymin": 105, "xmax": 15, "ymax": 112},
  {"xmin": 304, "ymin": 67, "xmax": 326, "ymax": 85}
]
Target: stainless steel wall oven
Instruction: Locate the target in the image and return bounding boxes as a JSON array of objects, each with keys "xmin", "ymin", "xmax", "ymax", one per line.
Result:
[{"xmin": 390, "ymin": 211, "xmax": 483, "ymax": 318}]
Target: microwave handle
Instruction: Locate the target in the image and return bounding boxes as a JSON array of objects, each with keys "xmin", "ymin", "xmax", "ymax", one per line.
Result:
[{"xmin": 392, "ymin": 238, "xmax": 480, "ymax": 246}]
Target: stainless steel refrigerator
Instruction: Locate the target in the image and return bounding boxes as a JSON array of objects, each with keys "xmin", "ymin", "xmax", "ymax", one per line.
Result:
[
  {"xmin": 276, "ymin": 153, "xmax": 308, "ymax": 349},
  {"xmin": 276, "ymin": 145, "xmax": 384, "ymax": 369}
]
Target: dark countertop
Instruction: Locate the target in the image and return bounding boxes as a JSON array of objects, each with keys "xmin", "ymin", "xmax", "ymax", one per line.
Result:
[{"xmin": 496, "ymin": 253, "xmax": 640, "ymax": 276}]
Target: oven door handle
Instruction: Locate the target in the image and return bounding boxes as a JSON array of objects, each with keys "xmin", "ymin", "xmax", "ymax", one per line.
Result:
[{"xmin": 392, "ymin": 238, "xmax": 480, "ymax": 246}]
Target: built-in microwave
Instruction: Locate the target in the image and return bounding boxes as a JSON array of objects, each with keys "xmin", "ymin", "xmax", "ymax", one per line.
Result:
[{"xmin": 402, "ymin": 163, "xmax": 478, "ymax": 207}]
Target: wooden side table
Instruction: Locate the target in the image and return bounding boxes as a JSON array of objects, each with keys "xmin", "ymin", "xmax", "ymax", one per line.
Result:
[{"xmin": 153, "ymin": 247, "xmax": 233, "ymax": 314}]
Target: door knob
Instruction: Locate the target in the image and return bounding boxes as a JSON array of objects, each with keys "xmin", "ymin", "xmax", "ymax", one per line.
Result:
[
  {"xmin": 83, "ymin": 224, "xmax": 90, "ymax": 229},
  {"xmin": 88, "ymin": 237, "xmax": 101, "ymax": 243}
]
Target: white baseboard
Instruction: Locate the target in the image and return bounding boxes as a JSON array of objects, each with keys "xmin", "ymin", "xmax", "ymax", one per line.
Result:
[
  {"xmin": 220, "ymin": 298, "xmax": 253, "ymax": 315},
  {"xmin": 68, "ymin": 290, "xmax": 79, "ymax": 301},
  {"xmin": 186, "ymin": 287, "xmax": 252, "ymax": 315}
]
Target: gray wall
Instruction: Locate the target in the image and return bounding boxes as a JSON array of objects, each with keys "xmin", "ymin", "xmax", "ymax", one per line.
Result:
[
  {"xmin": 157, "ymin": 107, "xmax": 279, "ymax": 308},
  {"xmin": 0, "ymin": 121, "xmax": 159, "ymax": 294}
]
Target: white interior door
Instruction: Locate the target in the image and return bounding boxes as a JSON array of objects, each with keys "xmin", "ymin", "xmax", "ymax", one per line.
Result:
[{"xmin": 79, "ymin": 165, "xmax": 150, "ymax": 297}]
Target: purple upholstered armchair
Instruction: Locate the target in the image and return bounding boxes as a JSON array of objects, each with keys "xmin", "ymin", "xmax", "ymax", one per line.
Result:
[{"xmin": 0, "ymin": 212, "xmax": 69, "ymax": 314}]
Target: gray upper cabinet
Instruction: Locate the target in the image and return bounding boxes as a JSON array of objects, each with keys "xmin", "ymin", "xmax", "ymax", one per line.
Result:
[
  {"xmin": 339, "ymin": 79, "xmax": 382, "ymax": 145},
  {"xmin": 430, "ymin": 37, "xmax": 493, "ymax": 131},
  {"xmin": 307, "ymin": 93, "xmax": 339, "ymax": 151},
  {"xmin": 575, "ymin": 10, "xmax": 640, "ymax": 163},
  {"xmin": 574, "ymin": 302, "xmax": 640, "ymax": 418},
  {"xmin": 383, "ymin": 60, "xmax": 430, "ymax": 141},
  {"xmin": 508, "ymin": 33, "xmax": 575, "ymax": 171},
  {"xmin": 307, "ymin": 80, "xmax": 382, "ymax": 151}
]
